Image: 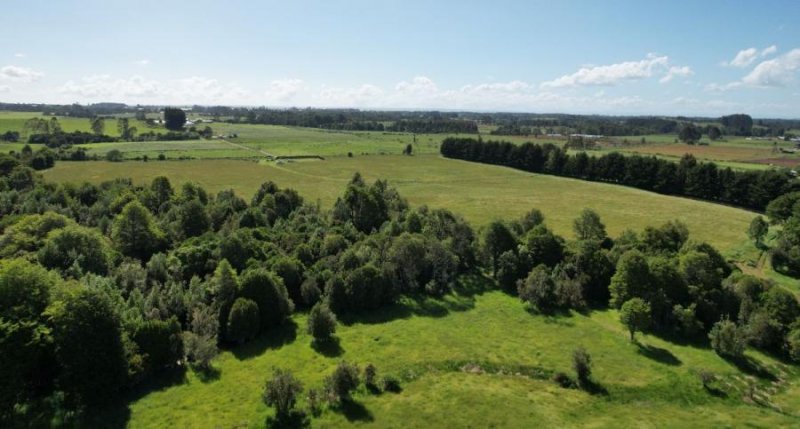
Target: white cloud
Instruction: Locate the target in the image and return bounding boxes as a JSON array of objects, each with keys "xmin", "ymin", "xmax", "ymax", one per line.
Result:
[
  {"xmin": 59, "ymin": 75, "xmax": 248, "ymax": 104},
  {"xmin": 395, "ymin": 76, "xmax": 439, "ymax": 94},
  {"xmin": 724, "ymin": 48, "xmax": 759, "ymax": 67},
  {"xmin": 0, "ymin": 85, "xmax": 10, "ymax": 93},
  {"xmin": 659, "ymin": 66, "xmax": 693, "ymax": 83},
  {"xmin": 135, "ymin": 59, "xmax": 150, "ymax": 66},
  {"xmin": 541, "ymin": 54, "xmax": 671, "ymax": 88},
  {"xmin": 761, "ymin": 45, "xmax": 777, "ymax": 57},
  {"xmin": 13, "ymin": 53, "xmax": 25, "ymax": 58},
  {"xmin": 741, "ymin": 48, "xmax": 800, "ymax": 87},
  {"xmin": 0, "ymin": 65, "xmax": 43, "ymax": 83},
  {"xmin": 707, "ymin": 48, "xmax": 800, "ymax": 91},
  {"xmin": 315, "ymin": 84, "xmax": 384, "ymax": 106},
  {"xmin": 265, "ymin": 79, "xmax": 307, "ymax": 103},
  {"xmin": 723, "ymin": 45, "xmax": 778, "ymax": 68}
]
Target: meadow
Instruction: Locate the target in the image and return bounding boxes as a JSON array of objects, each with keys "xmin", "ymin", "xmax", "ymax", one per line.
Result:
[
  {"xmin": 44, "ymin": 154, "xmax": 758, "ymax": 254},
  {"xmin": 91, "ymin": 277, "xmax": 798, "ymax": 428}
]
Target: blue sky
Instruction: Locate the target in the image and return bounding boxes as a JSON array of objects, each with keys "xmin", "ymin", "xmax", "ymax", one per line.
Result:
[{"xmin": 1, "ymin": 0, "xmax": 799, "ymax": 117}]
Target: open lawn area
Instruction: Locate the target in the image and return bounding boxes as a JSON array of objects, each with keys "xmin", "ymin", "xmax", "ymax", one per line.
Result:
[
  {"xmin": 88, "ymin": 280, "xmax": 799, "ymax": 428},
  {"xmin": 44, "ymin": 155, "xmax": 758, "ymax": 253}
]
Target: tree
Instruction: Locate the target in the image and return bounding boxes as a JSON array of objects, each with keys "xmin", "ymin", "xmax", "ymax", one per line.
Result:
[
  {"xmin": 238, "ymin": 269, "xmax": 294, "ymax": 331},
  {"xmin": 184, "ymin": 304, "xmax": 219, "ymax": 370},
  {"xmin": 572, "ymin": 346, "xmax": 592, "ymax": 388},
  {"xmin": 708, "ymin": 318, "xmax": 747, "ymax": 358},
  {"xmin": 263, "ymin": 369, "xmax": 303, "ymax": 420},
  {"xmin": 271, "ymin": 256, "xmax": 304, "ymax": 305},
  {"xmin": 678, "ymin": 123, "xmax": 702, "ymax": 144},
  {"xmin": 112, "ymin": 201, "xmax": 165, "ymax": 261},
  {"xmin": 131, "ymin": 317, "xmax": 183, "ymax": 374},
  {"xmin": 177, "ymin": 199, "xmax": 210, "ymax": 239},
  {"xmin": 747, "ymin": 216, "xmax": 768, "ymax": 246},
  {"xmin": 117, "ymin": 118, "xmax": 136, "ymax": 140},
  {"xmin": 210, "ymin": 259, "xmax": 238, "ymax": 340},
  {"xmin": 90, "ymin": 117, "xmax": 105, "ymax": 135},
  {"xmin": 573, "ymin": 208, "xmax": 607, "ymax": 241},
  {"xmin": 517, "ymin": 264, "xmax": 558, "ymax": 311},
  {"xmin": 150, "ymin": 176, "xmax": 174, "ymax": 209},
  {"xmin": 307, "ymin": 302, "xmax": 337, "ymax": 342},
  {"xmin": 226, "ymin": 298, "xmax": 260, "ymax": 344},
  {"xmin": 324, "ymin": 361, "xmax": 360, "ymax": 403},
  {"xmin": 106, "ymin": 149, "xmax": 124, "ymax": 162},
  {"xmin": 708, "ymin": 126, "xmax": 721, "ymax": 141},
  {"xmin": 403, "ymin": 143, "xmax": 413, "ymax": 155},
  {"xmin": 619, "ymin": 298, "xmax": 651, "ymax": 341},
  {"xmin": 0, "ymin": 258, "xmax": 54, "ymax": 321},
  {"xmin": 483, "ymin": 221, "xmax": 517, "ymax": 276},
  {"xmin": 609, "ymin": 250, "xmax": 652, "ymax": 308},
  {"xmin": 48, "ymin": 288, "xmax": 128, "ymax": 406},
  {"xmin": 164, "ymin": 108, "xmax": 187, "ymax": 131},
  {"xmin": 38, "ymin": 225, "xmax": 111, "ymax": 276}
]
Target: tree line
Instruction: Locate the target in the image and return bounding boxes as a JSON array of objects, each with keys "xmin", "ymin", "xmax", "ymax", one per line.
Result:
[{"xmin": 440, "ymin": 137, "xmax": 797, "ymax": 211}]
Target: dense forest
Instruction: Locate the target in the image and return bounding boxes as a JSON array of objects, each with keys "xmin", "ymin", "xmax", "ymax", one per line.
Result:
[
  {"xmin": 1, "ymin": 155, "xmax": 799, "ymax": 425},
  {"xmin": 440, "ymin": 137, "xmax": 798, "ymax": 211}
]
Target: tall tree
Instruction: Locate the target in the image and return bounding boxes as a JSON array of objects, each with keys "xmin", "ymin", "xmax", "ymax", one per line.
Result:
[
  {"xmin": 163, "ymin": 108, "xmax": 187, "ymax": 131},
  {"xmin": 111, "ymin": 201, "xmax": 165, "ymax": 261},
  {"xmin": 90, "ymin": 117, "xmax": 105, "ymax": 136},
  {"xmin": 573, "ymin": 208, "xmax": 607, "ymax": 242},
  {"xmin": 747, "ymin": 216, "xmax": 768, "ymax": 246},
  {"xmin": 619, "ymin": 298, "xmax": 651, "ymax": 341},
  {"xmin": 678, "ymin": 123, "xmax": 702, "ymax": 144},
  {"xmin": 48, "ymin": 288, "xmax": 128, "ymax": 406}
]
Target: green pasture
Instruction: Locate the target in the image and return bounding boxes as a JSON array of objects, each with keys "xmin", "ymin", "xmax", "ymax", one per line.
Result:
[
  {"xmin": 43, "ymin": 155, "xmax": 757, "ymax": 253},
  {"xmin": 89, "ymin": 280, "xmax": 798, "ymax": 428}
]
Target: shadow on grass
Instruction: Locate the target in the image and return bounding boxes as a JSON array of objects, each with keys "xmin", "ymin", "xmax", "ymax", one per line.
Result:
[
  {"xmin": 266, "ymin": 410, "xmax": 310, "ymax": 429},
  {"xmin": 83, "ymin": 366, "xmax": 188, "ymax": 428},
  {"xmin": 340, "ymin": 273, "xmax": 494, "ymax": 326},
  {"xmin": 726, "ymin": 355, "xmax": 777, "ymax": 382},
  {"xmin": 703, "ymin": 385, "xmax": 728, "ymax": 398},
  {"xmin": 636, "ymin": 343, "xmax": 682, "ymax": 366},
  {"xmin": 523, "ymin": 306, "xmax": 576, "ymax": 326},
  {"xmin": 581, "ymin": 379, "xmax": 609, "ymax": 396},
  {"xmin": 335, "ymin": 399, "xmax": 374, "ymax": 423},
  {"xmin": 232, "ymin": 319, "xmax": 298, "ymax": 360},
  {"xmin": 194, "ymin": 365, "xmax": 222, "ymax": 383},
  {"xmin": 311, "ymin": 336, "xmax": 344, "ymax": 357}
]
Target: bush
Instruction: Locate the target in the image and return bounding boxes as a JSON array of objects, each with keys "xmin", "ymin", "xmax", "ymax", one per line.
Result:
[
  {"xmin": 364, "ymin": 363, "xmax": 378, "ymax": 389},
  {"xmin": 307, "ymin": 302, "xmax": 337, "ymax": 342},
  {"xmin": 263, "ymin": 369, "xmax": 303, "ymax": 419},
  {"xmin": 709, "ymin": 318, "xmax": 747, "ymax": 358},
  {"xmin": 572, "ymin": 346, "xmax": 592, "ymax": 388},
  {"xmin": 306, "ymin": 388, "xmax": 322, "ymax": 416},
  {"xmin": 105, "ymin": 149, "xmax": 124, "ymax": 162},
  {"xmin": 381, "ymin": 375, "xmax": 402, "ymax": 393},
  {"xmin": 553, "ymin": 372, "xmax": 576, "ymax": 388},
  {"xmin": 324, "ymin": 361, "xmax": 360, "ymax": 403},
  {"xmin": 226, "ymin": 298, "xmax": 260, "ymax": 344}
]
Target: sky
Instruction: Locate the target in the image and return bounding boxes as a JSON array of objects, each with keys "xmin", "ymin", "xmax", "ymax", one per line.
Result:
[{"xmin": 1, "ymin": 0, "xmax": 799, "ymax": 117}]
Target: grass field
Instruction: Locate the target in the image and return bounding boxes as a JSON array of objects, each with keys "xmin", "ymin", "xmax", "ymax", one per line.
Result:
[
  {"xmin": 0, "ymin": 111, "xmax": 154, "ymax": 138},
  {"xmin": 605, "ymin": 135, "xmax": 799, "ymax": 169},
  {"xmin": 89, "ymin": 278, "xmax": 799, "ymax": 428},
  {"xmin": 44, "ymin": 155, "xmax": 758, "ymax": 253}
]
